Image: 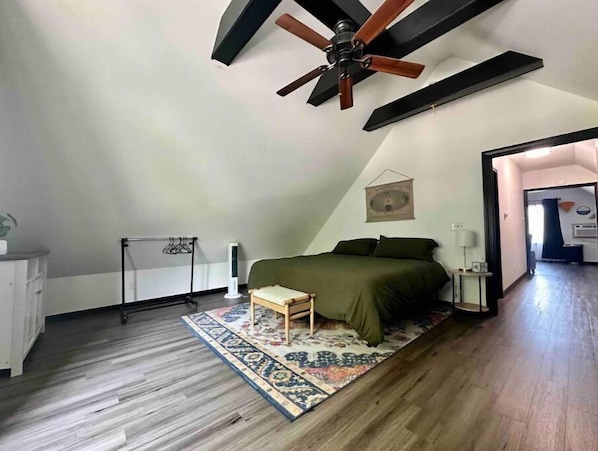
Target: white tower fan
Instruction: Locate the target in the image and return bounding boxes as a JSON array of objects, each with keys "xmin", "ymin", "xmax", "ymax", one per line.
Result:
[{"xmin": 224, "ymin": 242, "xmax": 242, "ymax": 299}]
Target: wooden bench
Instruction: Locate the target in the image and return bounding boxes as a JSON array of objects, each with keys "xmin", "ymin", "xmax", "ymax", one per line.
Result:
[{"xmin": 249, "ymin": 285, "xmax": 315, "ymax": 345}]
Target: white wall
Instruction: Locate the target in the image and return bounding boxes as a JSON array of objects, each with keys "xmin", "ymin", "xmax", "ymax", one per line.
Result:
[
  {"xmin": 523, "ymin": 165, "xmax": 597, "ymax": 190},
  {"xmin": 46, "ymin": 259, "xmax": 258, "ymax": 316},
  {"xmin": 493, "ymin": 157, "xmax": 527, "ymax": 290},
  {"xmin": 306, "ymin": 58, "xmax": 598, "ymax": 306},
  {"xmin": 528, "ymin": 187, "xmax": 598, "ymax": 263}
]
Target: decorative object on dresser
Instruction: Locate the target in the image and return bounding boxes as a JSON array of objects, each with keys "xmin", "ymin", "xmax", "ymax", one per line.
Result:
[
  {"xmin": 0, "ymin": 212, "xmax": 18, "ymax": 255},
  {"xmin": 451, "ymin": 269, "xmax": 492, "ymax": 314},
  {"xmin": 455, "ymin": 230, "xmax": 476, "ymax": 271},
  {"xmin": 0, "ymin": 250, "xmax": 49, "ymax": 377},
  {"xmin": 365, "ymin": 169, "xmax": 415, "ymax": 222}
]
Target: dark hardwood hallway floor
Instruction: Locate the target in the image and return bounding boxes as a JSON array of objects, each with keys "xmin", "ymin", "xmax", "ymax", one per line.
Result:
[{"xmin": 1, "ymin": 262, "xmax": 597, "ymax": 450}]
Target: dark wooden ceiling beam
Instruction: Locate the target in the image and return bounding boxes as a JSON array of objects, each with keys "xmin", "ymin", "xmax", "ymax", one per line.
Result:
[
  {"xmin": 293, "ymin": 0, "xmax": 370, "ymax": 31},
  {"xmin": 307, "ymin": 0, "xmax": 506, "ymax": 106},
  {"xmin": 213, "ymin": 0, "xmax": 388, "ymax": 66},
  {"xmin": 212, "ymin": 0, "xmax": 282, "ymax": 66},
  {"xmin": 363, "ymin": 51, "xmax": 544, "ymax": 132},
  {"xmin": 293, "ymin": 0, "xmax": 407, "ymax": 50}
]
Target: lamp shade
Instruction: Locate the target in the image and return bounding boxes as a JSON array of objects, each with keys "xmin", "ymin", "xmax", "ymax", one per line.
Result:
[{"xmin": 455, "ymin": 230, "xmax": 475, "ymax": 248}]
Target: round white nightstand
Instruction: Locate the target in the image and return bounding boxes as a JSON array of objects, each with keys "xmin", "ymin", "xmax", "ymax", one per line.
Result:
[{"xmin": 450, "ymin": 269, "xmax": 493, "ymax": 314}]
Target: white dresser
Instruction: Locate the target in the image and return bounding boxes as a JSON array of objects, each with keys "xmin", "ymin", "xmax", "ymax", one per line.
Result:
[{"xmin": 0, "ymin": 251, "xmax": 49, "ymax": 377}]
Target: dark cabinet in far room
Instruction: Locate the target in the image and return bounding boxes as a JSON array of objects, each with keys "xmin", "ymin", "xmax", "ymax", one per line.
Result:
[{"xmin": 563, "ymin": 244, "xmax": 583, "ymax": 264}]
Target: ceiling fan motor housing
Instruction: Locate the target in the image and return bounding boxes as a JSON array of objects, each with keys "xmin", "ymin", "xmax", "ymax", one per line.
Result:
[{"xmin": 327, "ymin": 20, "xmax": 362, "ymax": 69}]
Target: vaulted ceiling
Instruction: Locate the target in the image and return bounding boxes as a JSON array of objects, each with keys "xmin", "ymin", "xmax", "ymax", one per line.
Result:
[
  {"xmin": 454, "ymin": 0, "xmax": 598, "ymax": 102},
  {"xmin": 508, "ymin": 141, "xmax": 598, "ymax": 173},
  {"xmin": 1, "ymin": 0, "xmax": 597, "ymax": 279}
]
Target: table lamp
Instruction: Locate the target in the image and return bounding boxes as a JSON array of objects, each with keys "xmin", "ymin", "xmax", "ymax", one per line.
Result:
[{"xmin": 456, "ymin": 230, "xmax": 476, "ymax": 271}]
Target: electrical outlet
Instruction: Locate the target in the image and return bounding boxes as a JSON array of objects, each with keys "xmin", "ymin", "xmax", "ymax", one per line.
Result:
[{"xmin": 452, "ymin": 222, "xmax": 464, "ymax": 231}]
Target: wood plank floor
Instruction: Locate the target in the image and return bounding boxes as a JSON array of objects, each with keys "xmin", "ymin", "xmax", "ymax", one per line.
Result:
[{"xmin": 1, "ymin": 261, "xmax": 597, "ymax": 450}]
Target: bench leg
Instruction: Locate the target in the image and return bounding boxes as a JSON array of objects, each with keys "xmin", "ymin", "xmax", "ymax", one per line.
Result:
[
  {"xmin": 250, "ymin": 295, "xmax": 255, "ymax": 326},
  {"xmin": 285, "ymin": 305, "xmax": 290, "ymax": 345},
  {"xmin": 310, "ymin": 298, "xmax": 314, "ymax": 336}
]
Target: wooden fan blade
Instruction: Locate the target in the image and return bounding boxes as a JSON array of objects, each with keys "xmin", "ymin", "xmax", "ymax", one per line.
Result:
[
  {"xmin": 353, "ymin": 0, "xmax": 416, "ymax": 47},
  {"xmin": 275, "ymin": 14, "xmax": 331, "ymax": 50},
  {"xmin": 339, "ymin": 71, "xmax": 353, "ymax": 110},
  {"xmin": 360, "ymin": 55, "xmax": 425, "ymax": 78},
  {"xmin": 277, "ymin": 66, "xmax": 329, "ymax": 97}
]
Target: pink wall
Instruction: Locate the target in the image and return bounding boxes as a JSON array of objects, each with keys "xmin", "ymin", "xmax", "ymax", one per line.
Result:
[
  {"xmin": 493, "ymin": 157, "xmax": 528, "ymax": 290},
  {"xmin": 523, "ymin": 165, "xmax": 597, "ymax": 190}
]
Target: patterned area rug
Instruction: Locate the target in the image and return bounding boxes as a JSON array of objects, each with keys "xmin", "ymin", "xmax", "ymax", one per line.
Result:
[{"xmin": 181, "ymin": 302, "xmax": 451, "ymax": 420}]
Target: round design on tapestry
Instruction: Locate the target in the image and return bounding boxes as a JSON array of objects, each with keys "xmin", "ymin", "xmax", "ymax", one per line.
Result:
[
  {"xmin": 270, "ymin": 369, "xmax": 294, "ymax": 383},
  {"xmin": 577, "ymin": 206, "xmax": 591, "ymax": 216}
]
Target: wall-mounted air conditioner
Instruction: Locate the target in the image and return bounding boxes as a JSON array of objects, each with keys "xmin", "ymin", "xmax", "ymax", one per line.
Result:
[{"xmin": 572, "ymin": 224, "xmax": 597, "ymax": 239}]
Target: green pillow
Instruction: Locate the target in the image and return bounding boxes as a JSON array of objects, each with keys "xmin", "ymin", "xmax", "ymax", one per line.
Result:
[
  {"xmin": 332, "ymin": 238, "xmax": 378, "ymax": 256},
  {"xmin": 372, "ymin": 236, "xmax": 439, "ymax": 261}
]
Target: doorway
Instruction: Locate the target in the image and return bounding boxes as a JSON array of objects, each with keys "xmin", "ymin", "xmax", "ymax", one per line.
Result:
[{"xmin": 482, "ymin": 126, "xmax": 598, "ymax": 314}]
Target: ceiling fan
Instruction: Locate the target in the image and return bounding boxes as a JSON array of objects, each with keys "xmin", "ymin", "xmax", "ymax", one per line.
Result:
[{"xmin": 275, "ymin": 0, "xmax": 425, "ymax": 110}]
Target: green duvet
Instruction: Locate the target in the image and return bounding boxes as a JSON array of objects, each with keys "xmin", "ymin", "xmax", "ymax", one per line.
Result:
[{"xmin": 248, "ymin": 253, "xmax": 449, "ymax": 346}]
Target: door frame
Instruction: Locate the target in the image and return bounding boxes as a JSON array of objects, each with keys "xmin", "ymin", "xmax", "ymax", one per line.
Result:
[{"xmin": 482, "ymin": 126, "xmax": 598, "ymax": 315}]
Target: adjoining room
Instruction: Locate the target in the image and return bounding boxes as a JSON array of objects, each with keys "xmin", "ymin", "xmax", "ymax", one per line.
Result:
[{"xmin": 492, "ymin": 139, "xmax": 598, "ymax": 294}]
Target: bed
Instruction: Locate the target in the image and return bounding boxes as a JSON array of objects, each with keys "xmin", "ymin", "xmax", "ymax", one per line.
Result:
[{"xmin": 248, "ymin": 237, "xmax": 449, "ymax": 346}]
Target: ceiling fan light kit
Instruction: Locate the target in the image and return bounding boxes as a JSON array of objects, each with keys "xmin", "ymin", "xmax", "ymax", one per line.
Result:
[{"xmin": 274, "ymin": 0, "xmax": 425, "ymax": 110}]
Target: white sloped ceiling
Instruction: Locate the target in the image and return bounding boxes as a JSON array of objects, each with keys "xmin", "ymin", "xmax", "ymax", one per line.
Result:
[{"xmin": 0, "ymin": 0, "xmax": 442, "ymax": 277}]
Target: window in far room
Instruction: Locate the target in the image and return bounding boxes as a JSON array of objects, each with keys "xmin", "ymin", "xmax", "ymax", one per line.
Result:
[{"xmin": 528, "ymin": 202, "xmax": 544, "ymax": 255}]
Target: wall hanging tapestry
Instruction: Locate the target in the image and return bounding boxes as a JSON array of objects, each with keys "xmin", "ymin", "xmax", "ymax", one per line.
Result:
[
  {"xmin": 558, "ymin": 201, "xmax": 575, "ymax": 212},
  {"xmin": 365, "ymin": 169, "xmax": 414, "ymax": 222},
  {"xmin": 181, "ymin": 302, "xmax": 451, "ymax": 420}
]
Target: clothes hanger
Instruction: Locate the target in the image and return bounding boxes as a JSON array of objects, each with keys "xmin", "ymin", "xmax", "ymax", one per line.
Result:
[
  {"xmin": 174, "ymin": 238, "xmax": 184, "ymax": 254},
  {"xmin": 181, "ymin": 238, "xmax": 193, "ymax": 254},
  {"xmin": 162, "ymin": 238, "xmax": 172, "ymax": 254}
]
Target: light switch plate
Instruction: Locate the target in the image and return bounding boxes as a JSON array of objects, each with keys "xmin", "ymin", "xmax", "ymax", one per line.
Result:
[{"xmin": 452, "ymin": 222, "xmax": 464, "ymax": 231}]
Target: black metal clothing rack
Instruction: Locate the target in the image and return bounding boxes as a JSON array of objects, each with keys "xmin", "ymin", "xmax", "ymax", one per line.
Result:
[{"xmin": 120, "ymin": 236, "xmax": 198, "ymax": 324}]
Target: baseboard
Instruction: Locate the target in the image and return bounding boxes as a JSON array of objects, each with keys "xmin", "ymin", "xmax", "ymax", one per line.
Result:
[
  {"xmin": 47, "ymin": 284, "xmax": 248, "ymax": 323},
  {"xmin": 503, "ymin": 272, "xmax": 528, "ymax": 297},
  {"xmin": 538, "ymin": 260, "xmax": 598, "ymax": 266}
]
